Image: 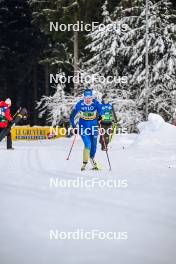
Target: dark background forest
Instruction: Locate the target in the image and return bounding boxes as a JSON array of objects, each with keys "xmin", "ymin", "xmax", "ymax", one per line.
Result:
[{"xmin": 0, "ymin": 0, "xmax": 176, "ymax": 125}]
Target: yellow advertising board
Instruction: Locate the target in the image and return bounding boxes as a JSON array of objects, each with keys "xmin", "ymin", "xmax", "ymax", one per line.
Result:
[{"xmin": 11, "ymin": 126, "xmax": 65, "ymax": 141}]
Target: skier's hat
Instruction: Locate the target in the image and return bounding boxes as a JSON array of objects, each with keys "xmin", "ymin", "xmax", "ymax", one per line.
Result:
[
  {"xmin": 102, "ymin": 93, "xmax": 110, "ymax": 102},
  {"xmin": 83, "ymin": 89, "xmax": 93, "ymax": 98},
  {"xmin": 102, "ymin": 93, "xmax": 108, "ymax": 100},
  {"xmin": 5, "ymin": 98, "xmax": 12, "ymax": 106}
]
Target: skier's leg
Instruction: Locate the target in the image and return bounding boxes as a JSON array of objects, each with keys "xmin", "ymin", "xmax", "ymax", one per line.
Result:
[
  {"xmin": 81, "ymin": 134, "xmax": 91, "ymax": 163},
  {"xmin": 90, "ymin": 134, "xmax": 98, "ymax": 160},
  {"xmin": 100, "ymin": 123, "xmax": 107, "ymax": 151},
  {"xmin": 7, "ymin": 130, "xmax": 12, "ymax": 149},
  {"xmin": 89, "ymin": 135, "xmax": 99, "ymax": 169},
  {"xmin": 99, "ymin": 134, "xmax": 104, "ymax": 150},
  {"xmin": 104, "ymin": 124, "xmax": 112, "ymax": 148},
  {"xmin": 110, "ymin": 123, "xmax": 116, "ymax": 142}
]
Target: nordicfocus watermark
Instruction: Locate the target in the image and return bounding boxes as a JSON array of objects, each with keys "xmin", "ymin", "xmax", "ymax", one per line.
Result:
[
  {"xmin": 49, "ymin": 126, "xmax": 128, "ymax": 137},
  {"xmin": 49, "ymin": 177, "xmax": 128, "ymax": 189},
  {"xmin": 50, "ymin": 72, "xmax": 127, "ymax": 85},
  {"xmin": 49, "ymin": 229, "xmax": 128, "ymax": 241},
  {"xmin": 50, "ymin": 21, "xmax": 128, "ymax": 33}
]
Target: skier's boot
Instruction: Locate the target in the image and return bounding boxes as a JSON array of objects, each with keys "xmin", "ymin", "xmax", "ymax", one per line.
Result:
[
  {"xmin": 81, "ymin": 162, "xmax": 87, "ymax": 171},
  {"xmin": 7, "ymin": 147, "xmax": 14, "ymax": 150},
  {"xmin": 101, "ymin": 145, "xmax": 106, "ymax": 151},
  {"xmin": 91, "ymin": 159, "xmax": 100, "ymax": 170}
]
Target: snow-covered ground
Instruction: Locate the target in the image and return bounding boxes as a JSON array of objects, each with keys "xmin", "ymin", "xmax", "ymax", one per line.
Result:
[{"xmin": 0, "ymin": 114, "xmax": 176, "ymax": 264}]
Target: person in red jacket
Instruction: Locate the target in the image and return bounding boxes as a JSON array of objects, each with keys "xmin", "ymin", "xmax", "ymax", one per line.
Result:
[{"xmin": 0, "ymin": 98, "xmax": 13, "ymax": 149}]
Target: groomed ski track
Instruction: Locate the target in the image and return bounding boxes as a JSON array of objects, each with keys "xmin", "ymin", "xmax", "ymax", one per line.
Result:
[{"xmin": 0, "ymin": 135, "xmax": 176, "ymax": 264}]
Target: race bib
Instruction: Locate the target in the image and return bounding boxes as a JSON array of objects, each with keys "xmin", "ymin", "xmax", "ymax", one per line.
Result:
[
  {"xmin": 102, "ymin": 111, "xmax": 113, "ymax": 121},
  {"xmin": 80, "ymin": 111, "xmax": 96, "ymax": 120}
]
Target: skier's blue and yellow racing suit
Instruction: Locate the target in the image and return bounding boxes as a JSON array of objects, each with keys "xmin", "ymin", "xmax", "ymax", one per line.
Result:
[{"xmin": 70, "ymin": 99, "xmax": 102, "ymax": 162}]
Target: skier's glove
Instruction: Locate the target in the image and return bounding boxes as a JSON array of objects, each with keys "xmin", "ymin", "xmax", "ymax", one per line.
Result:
[
  {"xmin": 98, "ymin": 116, "xmax": 102, "ymax": 122},
  {"xmin": 98, "ymin": 116, "xmax": 102, "ymax": 125}
]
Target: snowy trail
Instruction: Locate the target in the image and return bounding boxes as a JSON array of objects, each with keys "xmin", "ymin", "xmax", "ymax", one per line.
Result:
[{"xmin": 0, "ymin": 134, "xmax": 176, "ymax": 264}]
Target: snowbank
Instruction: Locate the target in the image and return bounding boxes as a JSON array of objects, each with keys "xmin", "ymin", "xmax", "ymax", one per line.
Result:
[{"xmin": 134, "ymin": 113, "xmax": 176, "ymax": 147}]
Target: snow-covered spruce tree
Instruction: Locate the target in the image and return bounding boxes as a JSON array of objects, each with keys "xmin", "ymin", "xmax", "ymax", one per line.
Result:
[
  {"xmin": 84, "ymin": 0, "xmax": 141, "ymax": 126},
  {"xmin": 37, "ymin": 82, "xmax": 77, "ymax": 126},
  {"xmin": 125, "ymin": 0, "xmax": 176, "ymax": 121},
  {"xmin": 85, "ymin": 1, "xmax": 130, "ymax": 77},
  {"xmin": 85, "ymin": 0, "xmax": 176, "ymax": 123}
]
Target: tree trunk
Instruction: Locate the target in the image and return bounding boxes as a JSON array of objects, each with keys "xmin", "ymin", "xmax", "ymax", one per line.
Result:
[
  {"xmin": 145, "ymin": 0, "xmax": 149, "ymax": 120},
  {"xmin": 73, "ymin": 14, "xmax": 79, "ymax": 94},
  {"xmin": 33, "ymin": 62, "xmax": 38, "ymax": 125},
  {"xmin": 45, "ymin": 63, "xmax": 49, "ymax": 96}
]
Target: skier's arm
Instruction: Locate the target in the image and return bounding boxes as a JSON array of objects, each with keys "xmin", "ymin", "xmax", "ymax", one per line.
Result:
[
  {"xmin": 112, "ymin": 104, "xmax": 118, "ymax": 124},
  {"xmin": 96, "ymin": 100, "xmax": 103, "ymax": 118},
  {"xmin": 70, "ymin": 102, "xmax": 80, "ymax": 128},
  {"xmin": 5, "ymin": 108, "xmax": 13, "ymax": 122}
]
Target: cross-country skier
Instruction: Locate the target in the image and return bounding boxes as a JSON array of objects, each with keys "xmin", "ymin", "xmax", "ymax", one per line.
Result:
[
  {"xmin": 0, "ymin": 98, "xmax": 13, "ymax": 149},
  {"xmin": 70, "ymin": 89, "xmax": 102, "ymax": 171},
  {"xmin": 99, "ymin": 94, "xmax": 118, "ymax": 151}
]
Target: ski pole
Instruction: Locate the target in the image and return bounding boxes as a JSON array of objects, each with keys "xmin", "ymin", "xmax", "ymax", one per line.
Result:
[
  {"xmin": 66, "ymin": 133, "xmax": 77, "ymax": 160},
  {"xmin": 100, "ymin": 125, "xmax": 112, "ymax": 171},
  {"xmin": 13, "ymin": 107, "xmax": 22, "ymax": 119}
]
